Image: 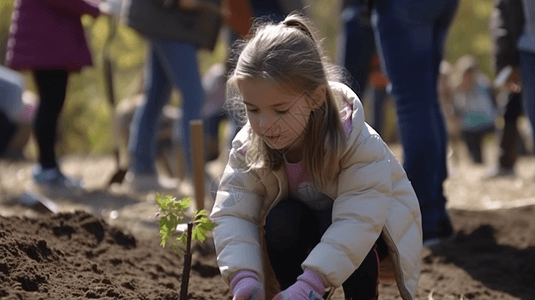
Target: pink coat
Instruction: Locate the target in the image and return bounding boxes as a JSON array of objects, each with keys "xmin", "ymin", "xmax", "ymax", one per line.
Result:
[{"xmin": 5, "ymin": 0, "xmax": 100, "ymax": 71}]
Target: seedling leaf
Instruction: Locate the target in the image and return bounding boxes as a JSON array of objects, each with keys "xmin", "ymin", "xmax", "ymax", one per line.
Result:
[{"xmin": 155, "ymin": 193, "xmax": 216, "ymax": 256}]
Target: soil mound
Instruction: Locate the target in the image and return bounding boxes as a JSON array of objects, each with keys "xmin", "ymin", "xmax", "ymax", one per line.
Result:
[
  {"xmin": 2, "ymin": 207, "xmax": 535, "ymax": 299},
  {"xmin": 0, "ymin": 211, "xmax": 228, "ymax": 300}
]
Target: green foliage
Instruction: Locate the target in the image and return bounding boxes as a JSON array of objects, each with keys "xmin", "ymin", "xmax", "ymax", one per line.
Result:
[
  {"xmin": 155, "ymin": 193, "xmax": 216, "ymax": 256},
  {"xmin": 192, "ymin": 209, "xmax": 217, "ymax": 243},
  {"xmin": 446, "ymin": 0, "xmax": 493, "ymax": 77}
]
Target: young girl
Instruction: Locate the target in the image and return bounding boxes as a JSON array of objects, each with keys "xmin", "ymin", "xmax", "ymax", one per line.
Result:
[{"xmin": 210, "ymin": 14, "xmax": 422, "ymax": 300}]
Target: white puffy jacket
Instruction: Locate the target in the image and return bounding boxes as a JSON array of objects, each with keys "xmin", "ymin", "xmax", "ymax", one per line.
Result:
[{"xmin": 210, "ymin": 82, "xmax": 422, "ymax": 300}]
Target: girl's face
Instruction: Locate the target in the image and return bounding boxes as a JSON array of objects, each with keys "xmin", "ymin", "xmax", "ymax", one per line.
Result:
[{"xmin": 239, "ymin": 79, "xmax": 325, "ymax": 155}]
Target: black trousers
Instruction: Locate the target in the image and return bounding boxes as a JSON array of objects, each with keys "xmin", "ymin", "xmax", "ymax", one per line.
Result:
[
  {"xmin": 461, "ymin": 129, "xmax": 488, "ymax": 164},
  {"xmin": 32, "ymin": 69, "xmax": 69, "ymax": 169},
  {"xmin": 264, "ymin": 198, "xmax": 379, "ymax": 300},
  {"xmin": 497, "ymin": 92, "xmax": 524, "ymax": 169},
  {"xmin": 0, "ymin": 110, "xmax": 17, "ymax": 156}
]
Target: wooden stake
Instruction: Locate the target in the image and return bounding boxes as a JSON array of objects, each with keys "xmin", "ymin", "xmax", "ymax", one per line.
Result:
[{"xmin": 190, "ymin": 120, "xmax": 204, "ymax": 212}]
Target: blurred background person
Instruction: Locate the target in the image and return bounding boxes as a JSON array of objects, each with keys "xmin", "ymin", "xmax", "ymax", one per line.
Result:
[
  {"xmin": 4, "ymin": 0, "xmax": 114, "ymax": 195},
  {"xmin": 370, "ymin": 0, "xmax": 459, "ymax": 246},
  {"xmin": 515, "ymin": 0, "xmax": 535, "ymax": 175},
  {"xmin": 485, "ymin": 0, "xmax": 535, "ymax": 179},
  {"xmin": 203, "ymin": 0, "xmax": 307, "ymax": 158},
  {"xmin": 450, "ymin": 54, "xmax": 497, "ymax": 165},
  {"xmin": 484, "ymin": 0, "xmax": 528, "ymax": 179},
  {"xmin": 120, "ymin": 0, "xmax": 224, "ymax": 193},
  {"xmin": 336, "ymin": 0, "xmax": 390, "ymax": 136}
]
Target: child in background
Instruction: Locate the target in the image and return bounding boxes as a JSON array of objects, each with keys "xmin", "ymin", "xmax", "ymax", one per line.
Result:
[
  {"xmin": 451, "ymin": 55, "xmax": 497, "ymax": 164},
  {"xmin": 210, "ymin": 14, "xmax": 422, "ymax": 300}
]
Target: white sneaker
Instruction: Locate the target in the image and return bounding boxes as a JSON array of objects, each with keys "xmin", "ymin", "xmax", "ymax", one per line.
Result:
[
  {"xmin": 32, "ymin": 165, "xmax": 84, "ymax": 197},
  {"xmin": 123, "ymin": 172, "xmax": 177, "ymax": 193}
]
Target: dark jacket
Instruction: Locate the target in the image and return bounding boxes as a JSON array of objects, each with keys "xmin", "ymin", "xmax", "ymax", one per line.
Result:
[
  {"xmin": 121, "ymin": 0, "xmax": 222, "ymax": 51},
  {"xmin": 5, "ymin": 0, "xmax": 100, "ymax": 71},
  {"xmin": 490, "ymin": 0, "xmax": 524, "ymax": 73}
]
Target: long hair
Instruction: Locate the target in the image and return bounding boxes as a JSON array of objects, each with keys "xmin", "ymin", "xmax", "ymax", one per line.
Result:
[{"xmin": 226, "ymin": 13, "xmax": 347, "ymax": 189}]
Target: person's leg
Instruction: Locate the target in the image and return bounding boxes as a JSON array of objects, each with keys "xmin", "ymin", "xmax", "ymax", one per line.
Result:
[
  {"xmin": 309, "ymin": 203, "xmax": 378, "ymax": 300},
  {"xmin": 431, "ymin": 5, "xmax": 457, "ymax": 236},
  {"xmin": 32, "ymin": 69, "xmax": 69, "ymax": 169},
  {"xmin": 519, "ymin": 51, "xmax": 535, "ymax": 151},
  {"xmin": 499, "ymin": 92, "xmax": 522, "ymax": 169},
  {"xmin": 371, "ymin": 0, "xmax": 458, "ymax": 241},
  {"xmin": 264, "ymin": 198, "xmax": 314, "ymax": 290},
  {"xmin": 151, "ymin": 39, "xmax": 204, "ymax": 177},
  {"xmin": 463, "ymin": 130, "xmax": 483, "ymax": 163},
  {"xmin": 31, "ymin": 69, "xmax": 83, "ymax": 191},
  {"xmin": 341, "ymin": 248, "xmax": 379, "ymax": 300},
  {"xmin": 0, "ymin": 110, "xmax": 17, "ymax": 156},
  {"xmin": 371, "ymin": 87, "xmax": 387, "ymax": 135},
  {"xmin": 128, "ymin": 44, "xmax": 172, "ymax": 175},
  {"xmin": 336, "ymin": 5, "xmax": 376, "ymax": 96}
]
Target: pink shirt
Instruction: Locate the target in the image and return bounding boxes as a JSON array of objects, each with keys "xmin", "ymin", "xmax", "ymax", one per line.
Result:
[{"xmin": 284, "ymin": 99, "xmax": 353, "ymax": 211}]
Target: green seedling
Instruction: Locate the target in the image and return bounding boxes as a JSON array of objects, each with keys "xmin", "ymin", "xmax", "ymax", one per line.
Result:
[{"xmin": 155, "ymin": 193, "xmax": 217, "ymax": 300}]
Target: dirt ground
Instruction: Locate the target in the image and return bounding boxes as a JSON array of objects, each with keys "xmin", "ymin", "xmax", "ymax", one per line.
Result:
[{"xmin": 1, "ymin": 142, "xmax": 535, "ymax": 300}]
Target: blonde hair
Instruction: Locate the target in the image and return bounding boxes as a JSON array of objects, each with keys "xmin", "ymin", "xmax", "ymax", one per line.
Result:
[{"xmin": 226, "ymin": 13, "xmax": 347, "ymax": 189}]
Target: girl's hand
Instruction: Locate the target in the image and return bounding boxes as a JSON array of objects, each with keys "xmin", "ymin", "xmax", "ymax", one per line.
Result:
[
  {"xmin": 273, "ymin": 269, "xmax": 324, "ymax": 300},
  {"xmin": 231, "ymin": 270, "xmax": 265, "ymax": 300}
]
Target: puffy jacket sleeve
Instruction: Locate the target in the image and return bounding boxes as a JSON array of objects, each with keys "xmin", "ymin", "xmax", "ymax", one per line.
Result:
[
  {"xmin": 209, "ymin": 129, "xmax": 268, "ymax": 284},
  {"xmin": 43, "ymin": 0, "xmax": 101, "ymax": 17},
  {"xmin": 302, "ymin": 83, "xmax": 393, "ymax": 287}
]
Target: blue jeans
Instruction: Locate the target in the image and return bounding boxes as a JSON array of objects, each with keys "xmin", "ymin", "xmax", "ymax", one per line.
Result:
[
  {"xmin": 519, "ymin": 51, "xmax": 535, "ymax": 148},
  {"xmin": 0, "ymin": 67, "xmax": 24, "ymax": 121},
  {"xmin": 337, "ymin": 5, "xmax": 389, "ymax": 136},
  {"xmin": 371, "ymin": 0, "xmax": 459, "ymax": 240},
  {"xmin": 249, "ymin": 0, "xmax": 285, "ymax": 22},
  {"xmin": 336, "ymin": 5, "xmax": 376, "ymax": 95},
  {"xmin": 128, "ymin": 39, "xmax": 204, "ymax": 176}
]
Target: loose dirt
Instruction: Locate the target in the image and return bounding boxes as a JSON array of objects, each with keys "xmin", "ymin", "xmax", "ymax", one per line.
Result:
[{"xmin": 1, "ymin": 143, "xmax": 535, "ymax": 299}]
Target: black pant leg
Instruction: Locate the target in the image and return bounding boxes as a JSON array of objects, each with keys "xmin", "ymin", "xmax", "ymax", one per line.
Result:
[
  {"xmin": 264, "ymin": 198, "xmax": 315, "ymax": 290},
  {"xmin": 32, "ymin": 69, "xmax": 69, "ymax": 169},
  {"xmin": 498, "ymin": 92, "xmax": 522, "ymax": 168},
  {"xmin": 342, "ymin": 246, "xmax": 379, "ymax": 300},
  {"xmin": 0, "ymin": 110, "xmax": 18, "ymax": 156},
  {"xmin": 462, "ymin": 130, "xmax": 483, "ymax": 163}
]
